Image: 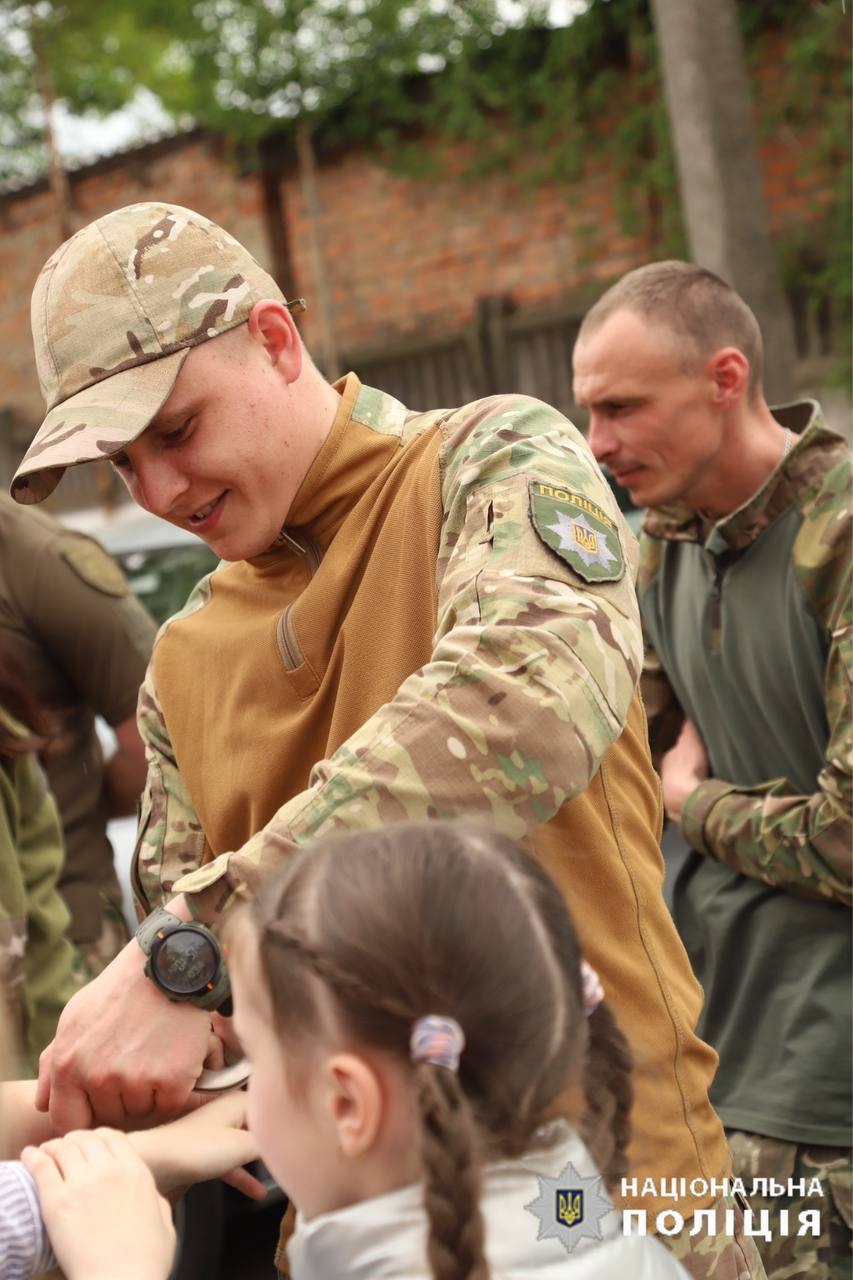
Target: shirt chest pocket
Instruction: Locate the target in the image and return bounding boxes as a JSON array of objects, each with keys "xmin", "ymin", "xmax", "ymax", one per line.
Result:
[{"xmin": 275, "ymin": 603, "xmax": 323, "ymax": 699}]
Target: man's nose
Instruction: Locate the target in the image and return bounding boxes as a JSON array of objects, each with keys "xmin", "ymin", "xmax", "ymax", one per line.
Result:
[
  {"xmin": 586, "ymin": 413, "xmax": 615, "ymax": 463},
  {"xmin": 132, "ymin": 455, "xmax": 190, "ymax": 518}
]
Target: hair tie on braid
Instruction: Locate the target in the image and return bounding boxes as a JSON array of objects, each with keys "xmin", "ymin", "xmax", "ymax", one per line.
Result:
[
  {"xmin": 581, "ymin": 960, "xmax": 604, "ymax": 1015},
  {"xmin": 410, "ymin": 1016, "xmax": 466, "ymax": 1071}
]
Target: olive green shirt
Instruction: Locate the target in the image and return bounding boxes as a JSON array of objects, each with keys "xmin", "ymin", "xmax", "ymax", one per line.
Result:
[{"xmin": 639, "ymin": 402, "xmax": 851, "ymax": 1145}]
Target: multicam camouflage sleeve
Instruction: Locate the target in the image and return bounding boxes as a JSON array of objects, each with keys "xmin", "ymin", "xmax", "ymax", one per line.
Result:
[
  {"xmin": 0, "ymin": 725, "xmax": 77, "ymax": 1070},
  {"xmin": 680, "ymin": 556, "xmax": 852, "ymax": 908},
  {"xmin": 133, "ymin": 671, "xmax": 207, "ymax": 916},
  {"xmin": 174, "ymin": 398, "xmax": 646, "ymax": 925}
]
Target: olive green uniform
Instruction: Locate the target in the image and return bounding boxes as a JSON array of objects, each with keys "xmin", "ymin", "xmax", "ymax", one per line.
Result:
[
  {"xmin": 0, "ymin": 708, "xmax": 77, "ymax": 1072},
  {"xmin": 0, "ymin": 496, "xmax": 156, "ymax": 975}
]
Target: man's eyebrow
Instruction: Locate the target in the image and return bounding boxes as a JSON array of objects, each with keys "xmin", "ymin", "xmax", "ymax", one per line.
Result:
[
  {"xmin": 592, "ymin": 395, "xmax": 644, "ymax": 408},
  {"xmin": 149, "ymin": 403, "xmax": 192, "ymax": 432}
]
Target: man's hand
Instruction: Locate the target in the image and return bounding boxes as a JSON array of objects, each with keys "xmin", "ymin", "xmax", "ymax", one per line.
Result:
[
  {"xmin": 37, "ymin": 936, "xmax": 215, "ymax": 1135},
  {"xmin": 660, "ymin": 717, "xmax": 709, "ymax": 825}
]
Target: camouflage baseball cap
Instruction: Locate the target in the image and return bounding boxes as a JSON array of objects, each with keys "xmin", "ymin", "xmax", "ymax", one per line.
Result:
[{"xmin": 12, "ymin": 202, "xmax": 302, "ymax": 504}]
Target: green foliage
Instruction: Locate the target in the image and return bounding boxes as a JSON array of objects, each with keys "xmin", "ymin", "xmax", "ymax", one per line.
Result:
[
  {"xmin": 752, "ymin": 0, "xmax": 852, "ymax": 368},
  {"xmin": 0, "ymin": 0, "xmax": 181, "ymax": 183},
  {"xmin": 720, "ymin": 2, "xmax": 849, "ymax": 368},
  {"xmin": 63, "ymin": 0, "xmax": 552, "ymax": 144},
  {"xmin": 0, "ymin": 0, "xmax": 847, "ymax": 366}
]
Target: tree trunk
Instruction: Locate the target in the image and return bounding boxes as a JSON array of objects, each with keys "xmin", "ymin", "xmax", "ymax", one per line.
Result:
[
  {"xmin": 649, "ymin": 0, "xmax": 797, "ymax": 403},
  {"xmin": 32, "ymin": 32, "xmax": 74, "ymax": 245},
  {"xmin": 295, "ymin": 121, "xmax": 340, "ymax": 381},
  {"xmin": 259, "ymin": 144, "xmax": 299, "ymax": 303}
]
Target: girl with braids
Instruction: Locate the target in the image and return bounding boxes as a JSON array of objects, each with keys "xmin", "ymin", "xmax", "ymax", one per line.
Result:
[{"xmin": 225, "ymin": 821, "xmax": 689, "ymax": 1280}]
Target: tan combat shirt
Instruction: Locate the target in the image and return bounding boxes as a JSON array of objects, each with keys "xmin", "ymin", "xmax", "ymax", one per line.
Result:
[{"xmin": 135, "ymin": 378, "xmax": 731, "ymax": 1218}]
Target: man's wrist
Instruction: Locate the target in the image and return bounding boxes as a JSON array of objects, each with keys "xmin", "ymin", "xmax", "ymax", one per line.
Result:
[
  {"xmin": 163, "ymin": 894, "xmax": 192, "ymax": 922},
  {"xmin": 680, "ymin": 779, "xmax": 729, "ymax": 857},
  {"xmin": 136, "ymin": 908, "xmax": 230, "ymax": 1011}
]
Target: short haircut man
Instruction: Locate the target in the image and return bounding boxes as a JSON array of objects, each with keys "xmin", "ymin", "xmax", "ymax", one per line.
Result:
[
  {"xmin": 578, "ymin": 260, "xmax": 764, "ymax": 397},
  {"xmin": 573, "ymin": 259, "xmax": 852, "ymax": 1280}
]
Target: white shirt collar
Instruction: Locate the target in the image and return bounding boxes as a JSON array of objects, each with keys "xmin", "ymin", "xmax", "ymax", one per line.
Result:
[{"xmin": 287, "ymin": 1122, "xmax": 616, "ymax": 1280}]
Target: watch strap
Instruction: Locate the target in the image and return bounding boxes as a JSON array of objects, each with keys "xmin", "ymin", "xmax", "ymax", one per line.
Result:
[
  {"xmin": 136, "ymin": 908, "xmax": 231, "ymax": 1011},
  {"xmin": 136, "ymin": 907, "xmax": 184, "ymax": 956}
]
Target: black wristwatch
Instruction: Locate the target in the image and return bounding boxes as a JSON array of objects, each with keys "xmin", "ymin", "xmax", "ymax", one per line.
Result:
[{"xmin": 136, "ymin": 908, "xmax": 231, "ymax": 1013}]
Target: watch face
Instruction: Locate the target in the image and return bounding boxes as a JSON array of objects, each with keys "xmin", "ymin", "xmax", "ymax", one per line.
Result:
[{"xmin": 152, "ymin": 928, "xmax": 218, "ymax": 996}]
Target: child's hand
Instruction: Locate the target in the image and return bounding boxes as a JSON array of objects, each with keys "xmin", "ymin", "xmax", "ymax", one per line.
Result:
[
  {"xmin": 21, "ymin": 1128, "xmax": 175, "ymax": 1280},
  {"xmin": 128, "ymin": 1089, "xmax": 266, "ymax": 1199}
]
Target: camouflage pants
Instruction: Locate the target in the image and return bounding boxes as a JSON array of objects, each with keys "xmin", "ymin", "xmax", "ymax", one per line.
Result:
[
  {"xmin": 69, "ymin": 894, "xmax": 130, "ymax": 987},
  {"xmin": 662, "ymin": 1190, "xmax": 768, "ymax": 1280},
  {"xmin": 726, "ymin": 1129, "xmax": 853, "ymax": 1280}
]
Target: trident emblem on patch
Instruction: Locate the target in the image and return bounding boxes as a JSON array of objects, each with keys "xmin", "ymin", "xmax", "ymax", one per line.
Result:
[
  {"xmin": 556, "ymin": 1189, "xmax": 584, "ymax": 1228},
  {"xmin": 571, "ymin": 523, "xmax": 599, "ymax": 555}
]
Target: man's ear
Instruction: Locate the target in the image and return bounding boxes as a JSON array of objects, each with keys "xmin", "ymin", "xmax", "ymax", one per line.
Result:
[
  {"xmin": 247, "ymin": 300, "xmax": 303, "ymax": 384},
  {"xmin": 325, "ymin": 1053, "xmax": 383, "ymax": 1159},
  {"xmin": 708, "ymin": 347, "xmax": 750, "ymax": 410}
]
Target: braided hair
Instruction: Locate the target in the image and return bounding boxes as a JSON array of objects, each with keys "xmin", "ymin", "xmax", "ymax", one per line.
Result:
[{"xmin": 244, "ymin": 822, "xmax": 633, "ymax": 1280}]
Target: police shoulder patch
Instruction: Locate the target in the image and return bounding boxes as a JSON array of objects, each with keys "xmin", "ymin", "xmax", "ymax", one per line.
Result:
[
  {"xmin": 59, "ymin": 536, "xmax": 128, "ymax": 597},
  {"xmin": 528, "ymin": 481, "xmax": 625, "ymax": 582}
]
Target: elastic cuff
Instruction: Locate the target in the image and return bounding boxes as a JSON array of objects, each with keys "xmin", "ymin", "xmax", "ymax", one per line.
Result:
[
  {"xmin": 174, "ymin": 857, "xmax": 242, "ymax": 927},
  {"xmin": 680, "ymin": 779, "xmax": 733, "ymax": 857}
]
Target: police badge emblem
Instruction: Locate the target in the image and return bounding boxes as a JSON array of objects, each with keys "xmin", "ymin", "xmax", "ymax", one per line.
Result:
[
  {"xmin": 525, "ymin": 1159, "xmax": 615, "ymax": 1254},
  {"xmin": 557, "ymin": 1187, "xmax": 584, "ymax": 1228},
  {"xmin": 528, "ymin": 480, "xmax": 625, "ymax": 583}
]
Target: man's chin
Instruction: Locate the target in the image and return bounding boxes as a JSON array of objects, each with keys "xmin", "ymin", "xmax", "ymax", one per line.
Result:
[
  {"xmin": 621, "ymin": 476, "xmax": 673, "ymax": 510},
  {"xmin": 620, "ymin": 480, "xmax": 648, "ymax": 508}
]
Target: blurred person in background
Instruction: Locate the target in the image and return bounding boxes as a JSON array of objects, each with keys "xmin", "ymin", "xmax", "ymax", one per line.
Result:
[
  {"xmin": 573, "ymin": 260, "xmax": 852, "ymax": 1280},
  {"xmin": 0, "ymin": 496, "xmax": 156, "ymax": 982},
  {"xmin": 0, "ymin": 651, "xmax": 76, "ymax": 1073}
]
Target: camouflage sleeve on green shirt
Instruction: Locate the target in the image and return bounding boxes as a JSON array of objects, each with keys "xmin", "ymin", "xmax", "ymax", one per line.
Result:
[
  {"xmin": 681, "ymin": 481, "xmax": 853, "ymax": 908},
  {"xmin": 174, "ymin": 396, "xmax": 645, "ymax": 925}
]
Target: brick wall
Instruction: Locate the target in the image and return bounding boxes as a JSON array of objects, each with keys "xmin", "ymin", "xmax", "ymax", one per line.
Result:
[{"xmin": 0, "ymin": 43, "xmax": 841, "ymax": 447}]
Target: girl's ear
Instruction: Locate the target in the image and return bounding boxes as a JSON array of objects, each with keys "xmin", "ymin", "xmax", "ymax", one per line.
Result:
[{"xmin": 325, "ymin": 1053, "xmax": 383, "ymax": 1159}]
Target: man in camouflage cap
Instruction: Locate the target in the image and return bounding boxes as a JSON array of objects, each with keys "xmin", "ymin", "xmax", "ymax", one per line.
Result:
[
  {"xmin": 573, "ymin": 260, "xmax": 852, "ymax": 1280},
  {"xmin": 16, "ymin": 204, "xmax": 756, "ymax": 1279}
]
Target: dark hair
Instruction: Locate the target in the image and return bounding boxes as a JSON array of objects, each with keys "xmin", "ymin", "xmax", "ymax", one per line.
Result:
[
  {"xmin": 243, "ymin": 822, "xmax": 633, "ymax": 1280},
  {"xmin": 578, "ymin": 259, "xmax": 764, "ymax": 398}
]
